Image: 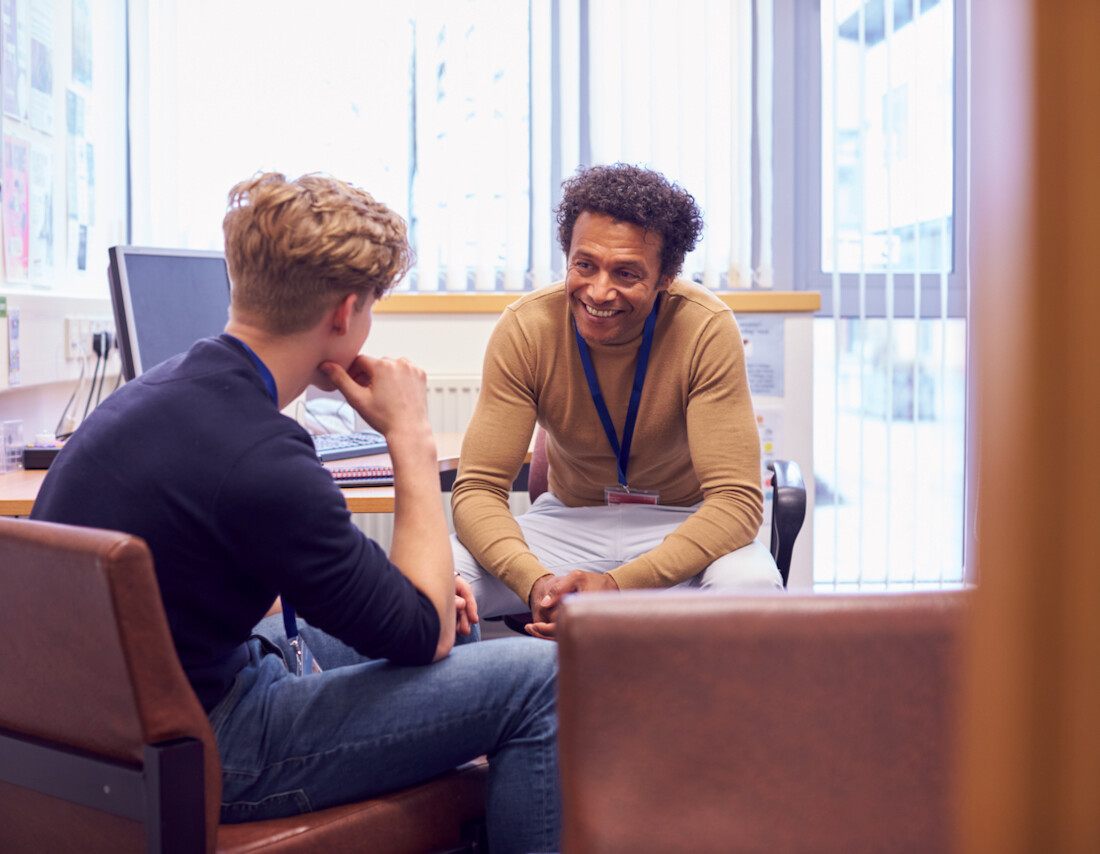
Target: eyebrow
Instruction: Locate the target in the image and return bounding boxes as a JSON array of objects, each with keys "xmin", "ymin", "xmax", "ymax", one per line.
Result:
[{"xmin": 571, "ymin": 249, "xmax": 649, "ymax": 270}]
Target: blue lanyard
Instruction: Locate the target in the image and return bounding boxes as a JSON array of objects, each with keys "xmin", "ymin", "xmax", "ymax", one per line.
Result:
[
  {"xmin": 572, "ymin": 296, "xmax": 660, "ymax": 487},
  {"xmin": 226, "ymin": 335, "xmax": 279, "ymax": 409},
  {"xmin": 226, "ymin": 335, "xmax": 305, "ymax": 661}
]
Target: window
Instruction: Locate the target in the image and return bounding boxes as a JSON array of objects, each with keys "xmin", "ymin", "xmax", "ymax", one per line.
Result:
[
  {"xmin": 130, "ymin": 0, "xmax": 532, "ymax": 291},
  {"xmin": 130, "ymin": 0, "xmax": 772, "ymax": 294},
  {"xmin": 790, "ymin": 0, "xmax": 970, "ymax": 588},
  {"xmin": 130, "ymin": 1, "xmax": 972, "ymax": 588}
]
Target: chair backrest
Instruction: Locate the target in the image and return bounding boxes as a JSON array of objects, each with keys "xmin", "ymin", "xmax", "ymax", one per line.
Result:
[
  {"xmin": 0, "ymin": 517, "xmax": 221, "ymax": 853},
  {"xmin": 557, "ymin": 590, "xmax": 970, "ymax": 854}
]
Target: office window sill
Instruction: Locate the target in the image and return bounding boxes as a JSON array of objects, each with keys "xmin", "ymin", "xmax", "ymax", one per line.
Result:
[{"xmin": 375, "ymin": 291, "xmax": 821, "ymax": 314}]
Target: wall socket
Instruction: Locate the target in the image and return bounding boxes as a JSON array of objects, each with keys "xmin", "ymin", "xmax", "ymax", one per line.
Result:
[{"xmin": 65, "ymin": 315, "xmax": 116, "ymax": 360}]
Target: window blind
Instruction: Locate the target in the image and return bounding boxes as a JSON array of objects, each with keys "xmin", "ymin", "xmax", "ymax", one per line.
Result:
[{"xmin": 816, "ymin": 0, "xmax": 966, "ymax": 590}]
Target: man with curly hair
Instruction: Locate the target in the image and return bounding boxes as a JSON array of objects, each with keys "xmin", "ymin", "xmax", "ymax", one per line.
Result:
[
  {"xmin": 31, "ymin": 172, "xmax": 560, "ymax": 853},
  {"xmin": 452, "ymin": 163, "xmax": 782, "ymax": 639}
]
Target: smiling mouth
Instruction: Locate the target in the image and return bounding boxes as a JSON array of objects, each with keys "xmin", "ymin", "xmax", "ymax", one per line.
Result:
[{"xmin": 583, "ymin": 304, "xmax": 620, "ymax": 318}]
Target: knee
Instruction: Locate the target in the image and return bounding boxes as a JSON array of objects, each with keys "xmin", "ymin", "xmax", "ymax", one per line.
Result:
[
  {"xmin": 450, "ymin": 534, "xmax": 479, "ymax": 576},
  {"xmin": 497, "ymin": 637, "xmax": 558, "ymax": 689},
  {"xmin": 699, "ymin": 541, "xmax": 784, "ymax": 591},
  {"xmin": 523, "ymin": 642, "xmax": 559, "ymax": 724}
]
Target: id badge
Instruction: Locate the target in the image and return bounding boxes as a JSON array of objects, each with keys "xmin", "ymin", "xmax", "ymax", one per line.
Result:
[
  {"xmin": 288, "ymin": 634, "xmax": 322, "ymax": 676},
  {"xmin": 604, "ymin": 485, "xmax": 659, "ymax": 505}
]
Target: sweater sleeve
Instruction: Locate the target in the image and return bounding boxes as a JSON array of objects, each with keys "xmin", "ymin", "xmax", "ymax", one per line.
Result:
[
  {"xmin": 451, "ymin": 309, "xmax": 549, "ymax": 606},
  {"xmin": 218, "ymin": 432, "xmax": 441, "ymax": 665},
  {"xmin": 606, "ymin": 309, "xmax": 765, "ymax": 589}
]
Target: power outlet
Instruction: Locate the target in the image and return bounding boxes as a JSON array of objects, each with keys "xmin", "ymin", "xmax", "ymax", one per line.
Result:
[
  {"xmin": 65, "ymin": 315, "xmax": 116, "ymax": 360},
  {"xmin": 64, "ymin": 316, "xmax": 87, "ymax": 360}
]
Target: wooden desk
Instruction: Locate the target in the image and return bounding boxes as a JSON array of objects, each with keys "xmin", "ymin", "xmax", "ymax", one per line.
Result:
[
  {"xmin": 0, "ymin": 432, "xmax": 468, "ymax": 517},
  {"xmin": 323, "ymin": 432, "xmax": 465, "ymax": 514}
]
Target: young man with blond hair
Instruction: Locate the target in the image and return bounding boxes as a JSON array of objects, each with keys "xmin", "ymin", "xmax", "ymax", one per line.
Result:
[{"xmin": 32, "ymin": 172, "xmax": 560, "ymax": 853}]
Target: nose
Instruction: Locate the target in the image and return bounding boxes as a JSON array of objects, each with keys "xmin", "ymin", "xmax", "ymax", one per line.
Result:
[{"xmin": 587, "ymin": 271, "xmax": 615, "ymax": 304}]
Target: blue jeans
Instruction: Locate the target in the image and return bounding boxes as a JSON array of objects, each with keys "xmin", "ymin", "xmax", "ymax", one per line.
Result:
[{"xmin": 209, "ymin": 616, "xmax": 560, "ymax": 854}]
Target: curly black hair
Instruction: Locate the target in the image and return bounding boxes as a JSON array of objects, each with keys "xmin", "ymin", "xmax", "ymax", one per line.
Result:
[{"xmin": 555, "ymin": 163, "xmax": 704, "ymax": 281}]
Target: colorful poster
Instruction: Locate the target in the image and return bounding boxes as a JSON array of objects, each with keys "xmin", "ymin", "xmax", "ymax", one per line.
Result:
[
  {"xmin": 71, "ymin": 0, "xmax": 91, "ymax": 86},
  {"xmin": 29, "ymin": 142, "xmax": 54, "ymax": 281},
  {"xmin": 29, "ymin": 0, "xmax": 53, "ymax": 134},
  {"xmin": 3, "ymin": 134, "xmax": 30, "ymax": 280},
  {"xmin": 2, "ymin": 0, "xmax": 30, "ymax": 121},
  {"xmin": 66, "ymin": 88, "xmax": 93, "ymax": 271}
]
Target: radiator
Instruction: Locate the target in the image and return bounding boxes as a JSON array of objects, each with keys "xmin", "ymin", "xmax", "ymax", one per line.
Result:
[
  {"xmin": 356, "ymin": 374, "xmax": 530, "ymax": 548},
  {"xmin": 426, "ymin": 374, "xmax": 482, "ymax": 434}
]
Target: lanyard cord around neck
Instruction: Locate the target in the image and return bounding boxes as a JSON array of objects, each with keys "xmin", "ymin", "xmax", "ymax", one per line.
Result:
[
  {"xmin": 226, "ymin": 335, "xmax": 302, "ymax": 647},
  {"xmin": 572, "ymin": 295, "xmax": 660, "ymax": 488}
]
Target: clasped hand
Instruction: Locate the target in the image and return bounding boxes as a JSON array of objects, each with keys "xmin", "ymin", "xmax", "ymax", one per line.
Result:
[
  {"xmin": 525, "ymin": 569, "xmax": 619, "ymax": 640},
  {"xmin": 454, "ymin": 574, "xmax": 479, "ymax": 637}
]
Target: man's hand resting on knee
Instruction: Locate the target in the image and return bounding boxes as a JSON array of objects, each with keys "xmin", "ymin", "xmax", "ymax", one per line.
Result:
[{"xmin": 526, "ymin": 569, "xmax": 619, "ymax": 640}]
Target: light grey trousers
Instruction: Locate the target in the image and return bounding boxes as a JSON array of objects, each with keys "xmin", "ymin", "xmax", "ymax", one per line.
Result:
[{"xmin": 452, "ymin": 491, "xmax": 784, "ymax": 618}]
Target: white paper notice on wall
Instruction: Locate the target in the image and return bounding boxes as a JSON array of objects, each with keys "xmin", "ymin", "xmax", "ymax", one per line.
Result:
[
  {"xmin": 739, "ymin": 314, "xmax": 784, "ymax": 398},
  {"xmin": 6, "ymin": 304, "xmax": 20, "ymax": 387},
  {"xmin": 0, "ymin": 297, "xmax": 7, "ymax": 391},
  {"xmin": 756, "ymin": 408, "xmax": 783, "ymax": 529}
]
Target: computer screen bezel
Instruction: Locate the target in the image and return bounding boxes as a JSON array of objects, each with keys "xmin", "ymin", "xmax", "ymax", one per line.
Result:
[{"xmin": 107, "ymin": 245, "xmax": 231, "ymax": 381}]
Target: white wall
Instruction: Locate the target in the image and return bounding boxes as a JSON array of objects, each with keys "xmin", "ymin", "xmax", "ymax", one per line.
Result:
[{"xmin": 0, "ymin": 292, "xmax": 120, "ymax": 433}]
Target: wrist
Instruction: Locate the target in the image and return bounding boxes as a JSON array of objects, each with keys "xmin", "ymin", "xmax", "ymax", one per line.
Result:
[
  {"xmin": 527, "ymin": 573, "xmax": 553, "ymax": 610},
  {"xmin": 385, "ymin": 426, "xmax": 437, "ymax": 466}
]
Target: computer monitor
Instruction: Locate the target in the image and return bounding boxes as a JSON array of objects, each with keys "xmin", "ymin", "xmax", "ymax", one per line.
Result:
[{"xmin": 107, "ymin": 246, "xmax": 232, "ymax": 381}]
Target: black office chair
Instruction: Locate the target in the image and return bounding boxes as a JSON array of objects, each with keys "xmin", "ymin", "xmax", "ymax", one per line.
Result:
[
  {"xmin": 766, "ymin": 458, "xmax": 807, "ymax": 586},
  {"xmin": 500, "ymin": 428, "xmax": 807, "ymax": 634}
]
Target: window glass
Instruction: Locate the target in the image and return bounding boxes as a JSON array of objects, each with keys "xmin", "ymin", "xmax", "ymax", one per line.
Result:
[
  {"xmin": 821, "ymin": 0, "xmax": 955, "ymax": 275},
  {"xmin": 138, "ymin": 0, "xmax": 530, "ymax": 293},
  {"xmin": 813, "ymin": 316, "xmax": 967, "ymax": 588},
  {"xmin": 810, "ymin": 0, "xmax": 968, "ymax": 589}
]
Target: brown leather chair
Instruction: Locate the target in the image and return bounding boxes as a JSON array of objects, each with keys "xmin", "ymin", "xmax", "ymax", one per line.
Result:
[
  {"xmin": 557, "ymin": 589, "xmax": 970, "ymax": 854},
  {"xmin": 0, "ymin": 517, "xmax": 487, "ymax": 854}
]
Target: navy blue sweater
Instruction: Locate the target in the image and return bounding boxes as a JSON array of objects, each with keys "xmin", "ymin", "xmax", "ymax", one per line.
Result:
[{"xmin": 31, "ymin": 335, "xmax": 439, "ymax": 710}]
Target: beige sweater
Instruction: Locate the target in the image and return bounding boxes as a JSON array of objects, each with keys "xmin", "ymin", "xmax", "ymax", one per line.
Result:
[{"xmin": 451, "ymin": 280, "xmax": 763, "ymax": 605}]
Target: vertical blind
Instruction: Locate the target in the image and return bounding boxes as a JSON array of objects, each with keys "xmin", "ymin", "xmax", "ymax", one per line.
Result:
[
  {"xmin": 815, "ymin": 0, "xmax": 965, "ymax": 589},
  {"xmin": 130, "ymin": 0, "xmax": 771, "ymax": 296},
  {"xmin": 582, "ymin": 0, "xmax": 770, "ymax": 291}
]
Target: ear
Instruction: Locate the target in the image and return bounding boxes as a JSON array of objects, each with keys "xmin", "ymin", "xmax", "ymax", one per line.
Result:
[
  {"xmin": 657, "ymin": 274, "xmax": 673, "ymax": 291},
  {"xmin": 330, "ymin": 293, "xmax": 359, "ymax": 335}
]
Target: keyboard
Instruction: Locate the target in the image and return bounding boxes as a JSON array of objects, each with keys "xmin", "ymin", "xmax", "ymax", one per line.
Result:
[{"xmin": 311, "ymin": 429, "xmax": 388, "ymax": 462}]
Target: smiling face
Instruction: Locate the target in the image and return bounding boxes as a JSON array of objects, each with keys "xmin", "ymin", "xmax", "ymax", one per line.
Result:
[{"xmin": 566, "ymin": 211, "xmax": 670, "ymax": 346}]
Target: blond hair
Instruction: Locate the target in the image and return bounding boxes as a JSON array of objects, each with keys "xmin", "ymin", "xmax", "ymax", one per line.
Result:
[{"xmin": 223, "ymin": 172, "xmax": 413, "ymax": 334}]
